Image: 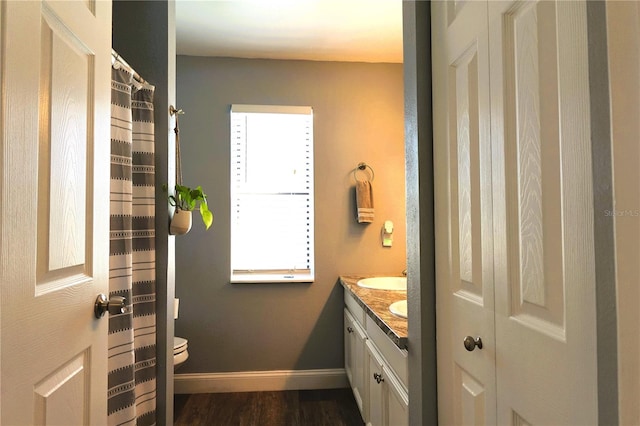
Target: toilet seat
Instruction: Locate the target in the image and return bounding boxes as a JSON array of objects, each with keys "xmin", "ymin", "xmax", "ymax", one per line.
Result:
[
  {"xmin": 173, "ymin": 337, "xmax": 188, "ymax": 355},
  {"xmin": 174, "ymin": 349, "xmax": 189, "ymax": 365},
  {"xmin": 173, "ymin": 336, "xmax": 189, "ymax": 369}
]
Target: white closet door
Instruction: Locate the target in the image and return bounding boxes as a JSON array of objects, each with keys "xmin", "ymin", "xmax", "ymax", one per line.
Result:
[
  {"xmin": 435, "ymin": 0, "xmax": 599, "ymax": 424},
  {"xmin": 489, "ymin": 1, "xmax": 597, "ymax": 424},
  {"xmin": 433, "ymin": 1, "xmax": 497, "ymax": 424}
]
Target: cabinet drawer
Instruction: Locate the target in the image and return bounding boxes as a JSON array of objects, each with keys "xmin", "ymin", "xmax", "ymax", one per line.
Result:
[
  {"xmin": 366, "ymin": 315, "xmax": 408, "ymax": 390},
  {"xmin": 344, "ymin": 290, "xmax": 366, "ymax": 326}
]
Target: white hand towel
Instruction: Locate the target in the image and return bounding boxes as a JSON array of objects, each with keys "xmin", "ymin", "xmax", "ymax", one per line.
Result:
[{"xmin": 356, "ymin": 180, "xmax": 374, "ymax": 223}]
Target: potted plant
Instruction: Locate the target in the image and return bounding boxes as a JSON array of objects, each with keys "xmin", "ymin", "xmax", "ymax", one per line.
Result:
[{"xmin": 168, "ymin": 184, "xmax": 213, "ymax": 235}]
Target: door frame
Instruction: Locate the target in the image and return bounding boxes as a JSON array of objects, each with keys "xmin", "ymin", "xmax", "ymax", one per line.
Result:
[
  {"xmin": 402, "ymin": 2, "xmax": 437, "ymax": 425},
  {"xmin": 0, "ymin": 1, "xmax": 4, "ymax": 419},
  {"xmin": 605, "ymin": 1, "xmax": 640, "ymax": 424},
  {"xmin": 585, "ymin": 1, "xmax": 619, "ymax": 423}
]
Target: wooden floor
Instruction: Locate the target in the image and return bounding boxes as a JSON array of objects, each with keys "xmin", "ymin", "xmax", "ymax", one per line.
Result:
[{"xmin": 174, "ymin": 388, "xmax": 364, "ymax": 426}]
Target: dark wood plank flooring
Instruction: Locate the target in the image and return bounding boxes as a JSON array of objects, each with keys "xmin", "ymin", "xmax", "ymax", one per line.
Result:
[{"xmin": 174, "ymin": 388, "xmax": 364, "ymax": 426}]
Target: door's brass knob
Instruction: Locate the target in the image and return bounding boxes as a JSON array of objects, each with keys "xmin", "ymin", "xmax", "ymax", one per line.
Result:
[
  {"xmin": 94, "ymin": 294, "xmax": 128, "ymax": 318},
  {"xmin": 463, "ymin": 336, "xmax": 483, "ymax": 351}
]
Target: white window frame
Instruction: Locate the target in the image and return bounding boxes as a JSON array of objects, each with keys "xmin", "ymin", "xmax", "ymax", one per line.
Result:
[{"xmin": 230, "ymin": 104, "xmax": 314, "ymax": 283}]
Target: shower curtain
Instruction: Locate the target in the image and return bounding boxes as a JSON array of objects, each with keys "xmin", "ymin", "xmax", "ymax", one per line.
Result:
[{"xmin": 108, "ymin": 63, "xmax": 157, "ymax": 426}]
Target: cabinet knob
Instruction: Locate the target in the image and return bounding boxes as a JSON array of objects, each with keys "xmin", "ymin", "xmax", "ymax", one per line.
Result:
[
  {"xmin": 347, "ymin": 326, "xmax": 354, "ymax": 333},
  {"xmin": 373, "ymin": 372, "xmax": 384, "ymax": 384}
]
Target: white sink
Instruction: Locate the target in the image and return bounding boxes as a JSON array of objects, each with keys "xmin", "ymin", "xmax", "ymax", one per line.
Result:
[
  {"xmin": 356, "ymin": 276, "xmax": 407, "ymax": 291},
  {"xmin": 389, "ymin": 300, "xmax": 407, "ymax": 318}
]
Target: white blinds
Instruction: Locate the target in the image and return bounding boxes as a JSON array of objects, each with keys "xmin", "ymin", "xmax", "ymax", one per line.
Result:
[{"xmin": 230, "ymin": 105, "xmax": 314, "ymax": 283}]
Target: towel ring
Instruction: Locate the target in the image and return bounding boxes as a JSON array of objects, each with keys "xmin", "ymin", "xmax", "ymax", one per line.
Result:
[{"xmin": 353, "ymin": 162, "xmax": 375, "ymax": 182}]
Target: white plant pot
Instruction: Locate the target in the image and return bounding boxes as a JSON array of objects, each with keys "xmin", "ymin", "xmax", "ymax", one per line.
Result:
[{"xmin": 170, "ymin": 209, "xmax": 192, "ymax": 235}]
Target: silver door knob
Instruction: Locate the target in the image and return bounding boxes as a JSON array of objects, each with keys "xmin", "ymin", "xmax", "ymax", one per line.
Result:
[
  {"xmin": 463, "ymin": 336, "xmax": 483, "ymax": 351},
  {"xmin": 346, "ymin": 326, "xmax": 354, "ymax": 333},
  {"xmin": 94, "ymin": 294, "xmax": 128, "ymax": 318},
  {"xmin": 373, "ymin": 372, "xmax": 384, "ymax": 384}
]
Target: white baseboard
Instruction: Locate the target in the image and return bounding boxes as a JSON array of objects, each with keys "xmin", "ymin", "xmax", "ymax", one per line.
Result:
[{"xmin": 174, "ymin": 368, "xmax": 348, "ymax": 394}]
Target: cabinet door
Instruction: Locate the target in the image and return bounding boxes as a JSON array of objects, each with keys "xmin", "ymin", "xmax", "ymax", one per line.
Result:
[
  {"xmin": 366, "ymin": 340, "xmax": 409, "ymax": 426},
  {"xmin": 344, "ymin": 309, "xmax": 367, "ymax": 416},
  {"xmin": 382, "ymin": 365, "xmax": 408, "ymax": 426},
  {"xmin": 344, "ymin": 310, "xmax": 356, "ymax": 387},
  {"xmin": 365, "ymin": 340, "xmax": 385, "ymax": 426},
  {"xmin": 352, "ymin": 318, "xmax": 367, "ymax": 417}
]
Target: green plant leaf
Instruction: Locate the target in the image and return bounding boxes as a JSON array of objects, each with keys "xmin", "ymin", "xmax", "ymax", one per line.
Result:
[
  {"xmin": 172, "ymin": 184, "xmax": 194, "ymax": 210},
  {"xmin": 189, "ymin": 186, "xmax": 205, "ymax": 201},
  {"xmin": 200, "ymin": 202, "xmax": 213, "ymax": 230},
  {"xmin": 175, "ymin": 184, "xmax": 189, "ymax": 193}
]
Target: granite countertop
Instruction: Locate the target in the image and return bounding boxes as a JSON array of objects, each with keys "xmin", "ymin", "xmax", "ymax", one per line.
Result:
[{"xmin": 339, "ymin": 275, "xmax": 408, "ymax": 350}]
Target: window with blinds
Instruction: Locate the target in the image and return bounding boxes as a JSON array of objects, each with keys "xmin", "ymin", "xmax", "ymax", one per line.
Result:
[{"xmin": 230, "ymin": 104, "xmax": 314, "ymax": 283}]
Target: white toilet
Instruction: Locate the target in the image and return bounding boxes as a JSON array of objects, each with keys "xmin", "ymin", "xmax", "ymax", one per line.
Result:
[
  {"xmin": 173, "ymin": 336, "xmax": 189, "ymax": 370},
  {"xmin": 173, "ymin": 299, "xmax": 189, "ymax": 370}
]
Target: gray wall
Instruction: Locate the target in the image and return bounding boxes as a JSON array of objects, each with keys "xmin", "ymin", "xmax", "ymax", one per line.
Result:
[{"xmin": 175, "ymin": 56, "xmax": 406, "ymax": 373}]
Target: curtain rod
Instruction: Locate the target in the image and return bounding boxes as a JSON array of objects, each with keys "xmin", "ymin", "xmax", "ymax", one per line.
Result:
[{"xmin": 111, "ymin": 49, "xmax": 146, "ymax": 84}]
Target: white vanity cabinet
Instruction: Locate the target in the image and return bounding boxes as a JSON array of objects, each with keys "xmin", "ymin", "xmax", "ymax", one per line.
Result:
[{"xmin": 343, "ymin": 290, "xmax": 408, "ymax": 426}]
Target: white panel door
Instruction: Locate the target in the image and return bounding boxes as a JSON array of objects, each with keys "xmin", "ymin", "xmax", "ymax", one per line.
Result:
[
  {"xmin": 489, "ymin": 1, "xmax": 597, "ymax": 424},
  {"xmin": 1, "ymin": 0, "xmax": 112, "ymax": 424},
  {"xmin": 433, "ymin": 1, "xmax": 497, "ymax": 424}
]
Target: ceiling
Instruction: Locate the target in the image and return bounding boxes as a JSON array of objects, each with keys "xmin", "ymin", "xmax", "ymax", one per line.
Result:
[{"xmin": 175, "ymin": 0, "xmax": 403, "ymax": 63}]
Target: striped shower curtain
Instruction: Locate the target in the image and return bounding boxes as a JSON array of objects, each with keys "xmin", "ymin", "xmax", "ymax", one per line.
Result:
[{"xmin": 108, "ymin": 64, "xmax": 157, "ymax": 426}]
